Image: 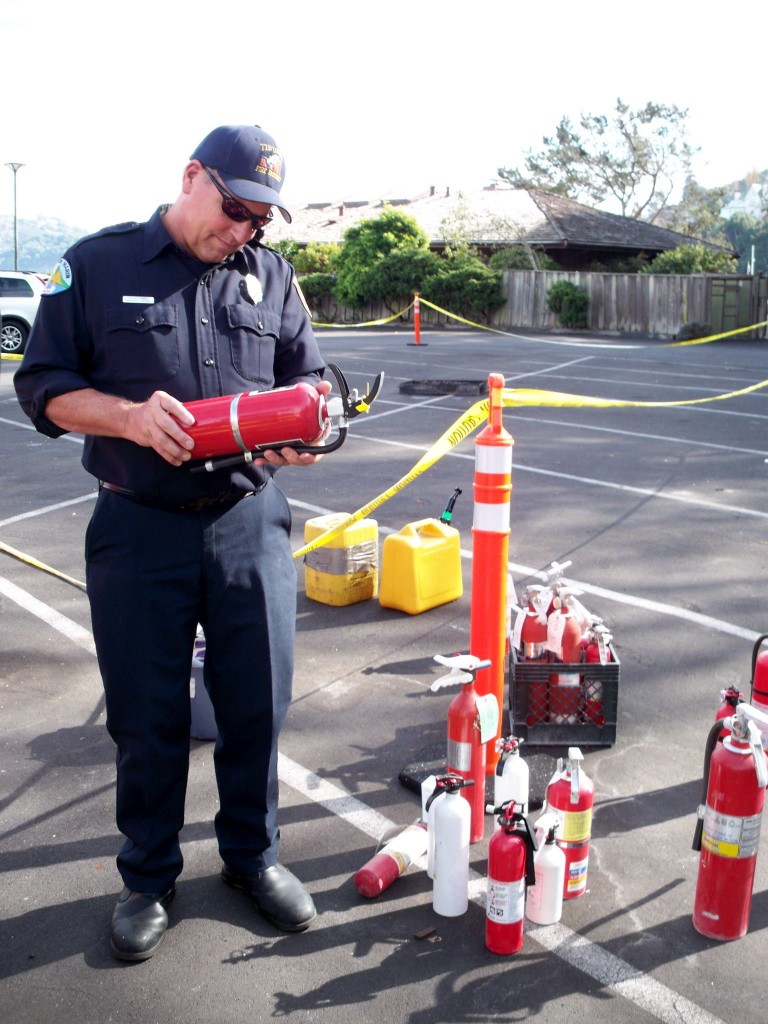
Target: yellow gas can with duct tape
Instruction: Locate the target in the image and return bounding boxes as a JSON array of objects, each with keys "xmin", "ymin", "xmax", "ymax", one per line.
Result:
[
  {"xmin": 303, "ymin": 513, "xmax": 379, "ymax": 606},
  {"xmin": 379, "ymin": 518, "xmax": 463, "ymax": 615}
]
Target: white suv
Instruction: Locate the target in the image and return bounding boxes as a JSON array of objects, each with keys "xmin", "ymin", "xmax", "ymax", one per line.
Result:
[{"xmin": 0, "ymin": 271, "xmax": 46, "ymax": 354}]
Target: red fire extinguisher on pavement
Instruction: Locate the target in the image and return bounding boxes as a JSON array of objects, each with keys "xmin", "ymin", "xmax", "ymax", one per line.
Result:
[
  {"xmin": 692, "ymin": 702, "xmax": 768, "ymax": 940},
  {"xmin": 715, "ymin": 686, "xmax": 745, "ymax": 739},
  {"xmin": 749, "ymin": 635, "xmax": 768, "ymax": 740},
  {"xmin": 432, "ymin": 654, "xmax": 497, "ymax": 845},
  {"xmin": 486, "ymin": 802, "xmax": 538, "ymax": 955},
  {"xmin": 544, "ymin": 747, "xmax": 594, "ymax": 899}
]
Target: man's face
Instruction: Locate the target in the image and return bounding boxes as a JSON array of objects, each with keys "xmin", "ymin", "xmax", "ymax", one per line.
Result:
[{"xmin": 181, "ymin": 163, "xmax": 273, "ymax": 263}]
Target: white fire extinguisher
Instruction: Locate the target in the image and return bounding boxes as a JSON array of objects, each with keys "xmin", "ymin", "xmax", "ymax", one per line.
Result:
[
  {"xmin": 427, "ymin": 773, "xmax": 475, "ymax": 917},
  {"xmin": 485, "ymin": 803, "xmax": 538, "ymax": 955},
  {"xmin": 543, "ymin": 747, "xmax": 594, "ymax": 899},
  {"xmin": 492, "ymin": 736, "xmax": 530, "ymax": 825},
  {"xmin": 692, "ymin": 702, "xmax": 768, "ymax": 940},
  {"xmin": 526, "ymin": 821, "xmax": 566, "ymax": 925}
]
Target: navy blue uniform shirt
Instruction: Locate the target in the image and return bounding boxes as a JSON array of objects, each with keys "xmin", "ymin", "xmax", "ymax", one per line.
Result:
[{"xmin": 14, "ymin": 207, "xmax": 326, "ymax": 504}]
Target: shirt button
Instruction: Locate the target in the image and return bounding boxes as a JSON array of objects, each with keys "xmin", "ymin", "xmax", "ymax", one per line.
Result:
[
  {"xmin": 204, "ymin": 358, "xmax": 215, "ymax": 367},
  {"xmin": 135, "ymin": 316, "xmax": 144, "ymax": 324},
  {"xmin": 201, "ymin": 317, "xmax": 209, "ymax": 325},
  {"xmin": 257, "ymin": 321, "xmax": 264, "ymax": 330}
]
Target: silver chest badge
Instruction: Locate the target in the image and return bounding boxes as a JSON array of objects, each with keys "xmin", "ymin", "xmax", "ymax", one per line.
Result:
[{"xmin": 245, "ymin": 274, "xmax": 263, "ymax": 305}]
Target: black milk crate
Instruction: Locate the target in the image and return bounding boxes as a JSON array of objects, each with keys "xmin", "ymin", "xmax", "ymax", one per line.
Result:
[{"xmin": 509, "ymin": 645, "xmax": 619, "ymax": 747}]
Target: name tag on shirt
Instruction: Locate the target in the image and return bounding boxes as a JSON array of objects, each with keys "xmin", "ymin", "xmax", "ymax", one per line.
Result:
[{"xmin": 123, "ymin": 295, "xmax": 154, "ymax": 304}]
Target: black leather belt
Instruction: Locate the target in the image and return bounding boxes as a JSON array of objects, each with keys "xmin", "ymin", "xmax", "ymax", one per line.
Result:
[{"xmin": 100, "ymin": 481, "xmax": 254, "ymax": 513}]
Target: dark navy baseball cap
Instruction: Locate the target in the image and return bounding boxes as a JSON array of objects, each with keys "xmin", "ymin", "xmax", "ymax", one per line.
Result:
[{"xmin": 191, "ymin": 124, "xmax": 292, "ymax": 223}]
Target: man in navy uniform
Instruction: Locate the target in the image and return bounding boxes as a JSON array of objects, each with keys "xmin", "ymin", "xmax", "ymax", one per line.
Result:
[{"xmin": 15, "ymin": 124, "xmax": 326, "ymax": 960}]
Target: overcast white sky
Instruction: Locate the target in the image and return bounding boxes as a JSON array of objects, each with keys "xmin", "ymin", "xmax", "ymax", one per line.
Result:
[{"xmin": 2, "ymin": 0, "xmax": 766, "ymax": 233}]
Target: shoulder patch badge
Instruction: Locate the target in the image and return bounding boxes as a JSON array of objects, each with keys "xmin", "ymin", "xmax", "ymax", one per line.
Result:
[
  {"xmin": 293, "ymin": 278, "xmax": 311, "ymax": 317},
  {"xmin": 44, "ymin": 259, "xmax": 72, "ymax": 295}
]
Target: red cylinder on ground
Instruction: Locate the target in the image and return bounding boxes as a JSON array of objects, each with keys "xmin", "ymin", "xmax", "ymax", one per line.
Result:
[{"xmin": 693, "ymin": 732, "xmax": 767, "ymax": 940}]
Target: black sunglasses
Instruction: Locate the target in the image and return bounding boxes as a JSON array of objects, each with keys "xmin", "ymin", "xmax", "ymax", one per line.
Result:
[{"xmin": 203, "ymin": 166, "xmax": 273, "ymax": 230}]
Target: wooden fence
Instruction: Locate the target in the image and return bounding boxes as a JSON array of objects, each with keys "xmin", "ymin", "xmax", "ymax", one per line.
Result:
[
  {"xmin": 494, "ymin": 271, "xmax": 768, "ymax": 339},
  {"xmin": 307, "ymin": 272, "xmax": 768, "ymax": 339}
]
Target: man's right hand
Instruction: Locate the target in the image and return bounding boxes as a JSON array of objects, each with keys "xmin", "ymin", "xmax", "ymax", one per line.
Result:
[
  {"xmin": 124, "ymin": 391, "xmax": 196, "ymax": 466},
  {"xmin": 45, "ymin": 388, "xmax": 197, "ymax": 467}
]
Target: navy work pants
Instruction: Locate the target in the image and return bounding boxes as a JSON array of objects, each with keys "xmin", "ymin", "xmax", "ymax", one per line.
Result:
[{"xmin": 85, "ymin": 480, "xmax": 296, "ymax": 893}]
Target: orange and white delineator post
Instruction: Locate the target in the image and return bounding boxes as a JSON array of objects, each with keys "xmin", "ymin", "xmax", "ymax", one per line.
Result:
[{"xmin": 470, "ymin": 373, "xmax": 513, "ymax": 773}]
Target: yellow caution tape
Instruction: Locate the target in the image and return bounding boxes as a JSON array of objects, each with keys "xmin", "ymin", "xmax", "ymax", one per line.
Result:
[
  {"xmin": 311, "ymin": 300, "xmax": 414, "ymax": 330},
  {"xmin": 292, "ymin": 399, "xmax": 490, "ymax": 559},
  {"xmin": 292, "ymin": 374, "xmax": 768, "ymax": 559},
  {"xmin": 415, "ymin": 295, "xmax": 768, "ymax": 348},
  {"xmin": 668, "ymin": 319, "xmax": 768, "ymax": 347},
  {"xmin": 0, "ymin": 540, "xmax": 87, "ymax": 591}
]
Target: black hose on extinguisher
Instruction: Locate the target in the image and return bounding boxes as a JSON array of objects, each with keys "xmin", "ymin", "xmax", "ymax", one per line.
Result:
[{"xmin": 692, "ymin": 719, "xmax": 728, "ymax": 851}]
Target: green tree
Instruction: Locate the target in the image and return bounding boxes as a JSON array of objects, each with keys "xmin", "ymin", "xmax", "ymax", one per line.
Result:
[
  {"xmin": 547, "ymin": 280, "xmax": 589, "ymax": 328},
  {"xmin": 499, "ymin": 98, "xmax": 696, "ymax": 222},
  {"xmin": 661, "ymin": 179, "xmax": 729, "ymax": 242},
  {"xmin": 293, "ymin": 241, "xmax": 341, "ymax": 274},
  {"xmin": 722, "ymin": 213, "xmax": 768, "ymax": 273},
  {"xmin": 267, "ymin": 238, "xmax": 301, "ymax": 263},
  {"xmin": 488, "ymin": 246, "xmax": 557, "ymax": 271},
  {"xmin": 642, "ymin": 243, "xmax": 738, "ymax": 274},
  {"xmin": 423, "ymin": 251, "xmax": 505, "ymax": 322},
  {"xmin": 333, "ymin": 207, "xmax": 430, "ymax": 308}
]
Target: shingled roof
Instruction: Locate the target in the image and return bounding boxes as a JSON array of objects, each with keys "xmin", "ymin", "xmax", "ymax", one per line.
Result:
[{"xmin": 266, "ymin": 184, "xmax": 730, "ymax": 258}]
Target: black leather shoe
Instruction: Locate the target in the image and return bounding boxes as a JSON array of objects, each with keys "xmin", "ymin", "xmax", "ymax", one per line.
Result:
[
  {"xmin": 222, "ymin": 863, "xmax": 316, "ymax": 932},
  {"xmin": 110, "ymin": 885, "xmax": 175, "ymax": 961}
]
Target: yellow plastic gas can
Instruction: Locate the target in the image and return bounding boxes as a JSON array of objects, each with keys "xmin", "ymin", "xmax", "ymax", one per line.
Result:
[
  {"xmin": 379, "ymin": 518, "xmax": 463, "ymax": 615},
  {"xmin": 303, "ymin": 513, "xmax": 379, "ymax": 606}
]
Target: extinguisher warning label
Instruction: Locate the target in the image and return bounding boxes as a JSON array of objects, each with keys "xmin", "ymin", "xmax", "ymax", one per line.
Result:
[
  {"xmin": 559, "ymin": 809, "xmax": 593, "ymax": 843},
  {"xmin": 486, "ymin": 877, "xmax": 525, "ymax": 923},
  {"xmin": 702, "ymin": 807, "xmax": 762, "ymax": 858}
]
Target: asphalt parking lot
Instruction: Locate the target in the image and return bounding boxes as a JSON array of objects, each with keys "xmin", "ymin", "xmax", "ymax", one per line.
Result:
[{"xmin": 2, "ymin": 324, "xmax": 768, "ymax": 1024}]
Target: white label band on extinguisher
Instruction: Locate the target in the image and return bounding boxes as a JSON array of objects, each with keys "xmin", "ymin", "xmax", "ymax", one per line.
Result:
[
  {"xmin": 486, "ymin": 876, "xmax": 525, "ymax": 923},
  {"xmin": 702, "ymin": 806, "xmax": 762, "ymax": 858},
  {"xmin": 447, "ymin": 738, "xmax": 472, "ymax": 773}
]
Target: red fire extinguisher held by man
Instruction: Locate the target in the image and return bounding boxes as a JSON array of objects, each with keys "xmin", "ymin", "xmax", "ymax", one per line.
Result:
[
  {"xmin": 692, "ymin": 702, "xmax": 768, "ymax": 940},
  {"xmin": 486, "ymin": 802, "xmax": 538, "ymax": 955},
  {"xmin": 432, "ymin": 654, "xmax": 497, "ymax": 845},
  {"xmin": 178, "ymin": 363, "xmax": 384, "ymax": 472},
  {"xmin": 543, "ymin": 747, "xmax": 594, "ymax": 899}
]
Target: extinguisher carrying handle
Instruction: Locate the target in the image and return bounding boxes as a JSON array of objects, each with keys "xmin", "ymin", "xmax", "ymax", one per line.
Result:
[
  {"xmin": 751, "ymin": 634, "xmax": 768, "ymax": 696},
  {"xmin": 191, "ymin": 363, "xmax": 384, "ymax": 473},
  {"xmin": 494, "ymin": 805, "xmax": 538, "ymax": 885},
  {"xmin": 692, "ymin": 718, "xmax": 728, "ymax": 851}
]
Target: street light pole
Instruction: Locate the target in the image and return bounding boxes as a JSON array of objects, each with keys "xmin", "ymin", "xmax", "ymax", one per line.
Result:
[{"xmin": 5, "ymin": 162, "xmax": 25, "ymax": 271}]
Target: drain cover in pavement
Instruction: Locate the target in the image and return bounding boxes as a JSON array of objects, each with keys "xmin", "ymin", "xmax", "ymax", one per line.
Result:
[{"xmin": 399, "ymin": 379, "xmax": 489, "ymax": 396}]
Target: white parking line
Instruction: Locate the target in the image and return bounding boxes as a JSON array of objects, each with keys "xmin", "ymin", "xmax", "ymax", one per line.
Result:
[{"xmin": 0, "ymin": 578, "xmax": 729, "ymax": 1024}]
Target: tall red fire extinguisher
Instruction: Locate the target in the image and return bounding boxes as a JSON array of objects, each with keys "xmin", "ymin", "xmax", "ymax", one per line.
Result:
[
  {"xmin": 547, "ymin": 590, "xmax": 583, "ymax": 725},
  {"xmin": 432, "ymin": 654, "xmax": 498, "ymax": 845},
  {"xmin": 486, "ymin": 802, "xmax": 538, "ymax": 955},
  {"xmin": 543, "ymin": 747, "xmax": 594, "ymax": 899},
  {"xmin": 514, "ymin": 586, "xmax": 549, "ymax": 725},
  {"xmin": 692, "ymin": 702, "xmax": 768, "ymax": 940},
  {"xmin": 749, "ymin": 635, "xmax": 768, "ymax": 744}
]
